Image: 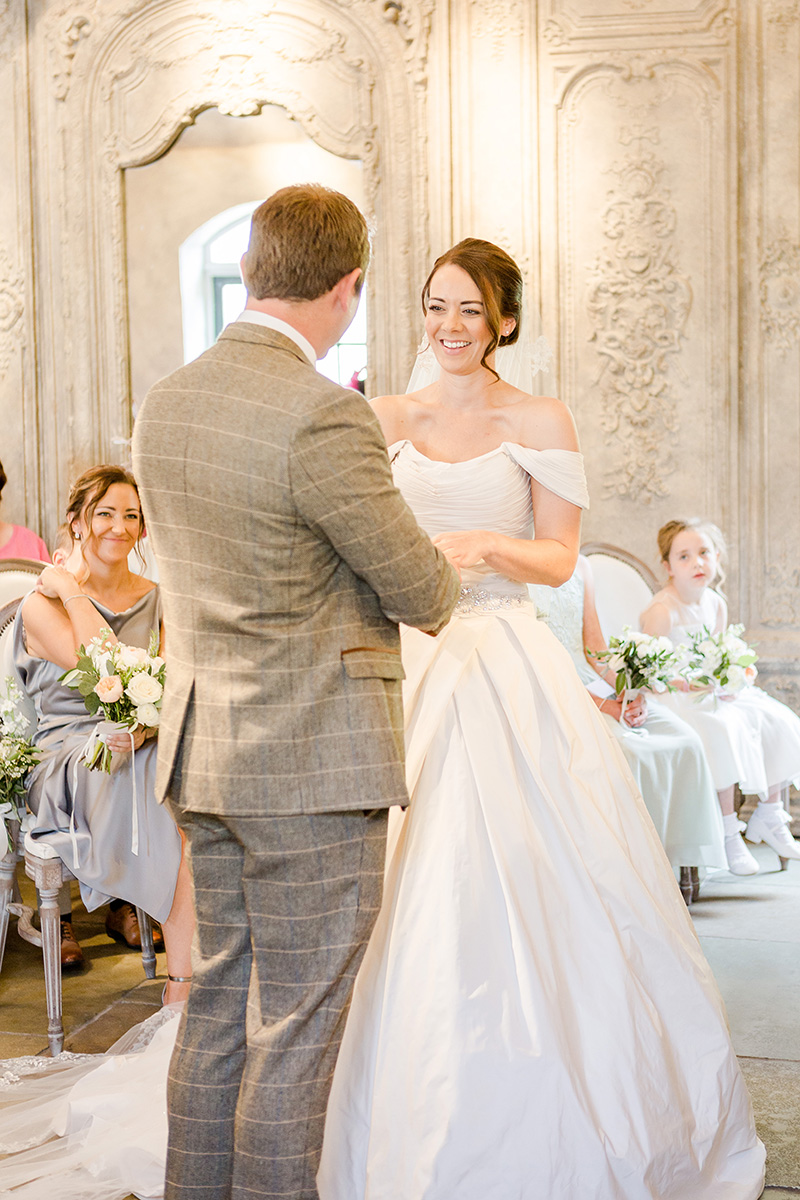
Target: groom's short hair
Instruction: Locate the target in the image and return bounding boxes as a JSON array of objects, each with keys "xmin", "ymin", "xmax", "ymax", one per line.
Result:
[{"xmin": 242, "ymin": 184, "xmax": 370, "ymax": 302}]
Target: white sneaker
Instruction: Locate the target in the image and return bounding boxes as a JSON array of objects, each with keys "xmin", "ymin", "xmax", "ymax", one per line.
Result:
[
  {"xmin": 723, "ymin": 814, "xmax": 760, "ymax": 875},
  {"xmin": 746, "ymin": 804, "xmax": 800, "ymax": 861}
]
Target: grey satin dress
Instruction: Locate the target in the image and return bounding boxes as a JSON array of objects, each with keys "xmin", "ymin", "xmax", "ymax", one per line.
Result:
[{"xmin": 13, "ymin": 587, "xmax": 181, "ymax": 921}]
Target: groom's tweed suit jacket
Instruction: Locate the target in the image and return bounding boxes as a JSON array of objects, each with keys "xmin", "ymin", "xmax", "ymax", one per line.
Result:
[{"xmin": 132, "ymin": 321, "xmax": 459, "ymax": 816}]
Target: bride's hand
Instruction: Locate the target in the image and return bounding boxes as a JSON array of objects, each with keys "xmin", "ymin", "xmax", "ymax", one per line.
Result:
[{"xmin": 432, "ymin": 530, "xmax": 496, "ymax": 571}]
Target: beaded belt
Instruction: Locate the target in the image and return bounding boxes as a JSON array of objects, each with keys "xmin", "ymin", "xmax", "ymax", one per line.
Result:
[{"xmin": 454, "ymin": 585, "xmax": 533, "ymax": 616}]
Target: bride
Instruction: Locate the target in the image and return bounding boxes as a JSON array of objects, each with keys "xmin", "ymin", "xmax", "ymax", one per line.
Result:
[
  {"xmin": 316, "ymin": 239, "xmax": 765, "ymax": 1198},
  {"xmin": 0, "ymin": 239, "xmax": 764, "ymax": 1200}
]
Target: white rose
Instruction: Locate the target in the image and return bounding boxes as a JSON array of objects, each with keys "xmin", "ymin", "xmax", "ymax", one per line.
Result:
[
  {"xmin": 607, "ymin": 654, "xmax": 626, "ymax": 673},
  {"xmin": 116, "ymin": 644, "xmax": 149, "ymax": 670},
  {"xmin": 147, "ymin": 655, "xmax": 165, "ymax": 672},
  {"xmin": 723, "ymin": 664, "xmax": 747, "ymax": 694},
  {"xmin": 125, "ymin": 673, "xmax": 163, "ymax": 706},
  {"xmin": 90, "ymin": 646, "xmax": 113, "ymax": 672},
  {"xmin": 656, "ymin": 636, "xmax": 673, "ymax": 653},
  {"xmin": 135, "ymin": 702, "xmax": 160, "ymax": 728}
]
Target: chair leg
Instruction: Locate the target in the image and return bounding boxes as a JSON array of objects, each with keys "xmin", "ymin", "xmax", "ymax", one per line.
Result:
[
  {"xmin": 679, "ymin": 867, "xmax": 693, "ymax": 906},
  {"xmin": 690, "ymin": 866, "xmax": 701, "ymax": 903},
  {"xmin": 136, "ymin": 906, "xmax": 157, "ymax": 979},
  {"xmin": 0, "ymin": 842, "xmax": 19, "ymax": 973},
  {"xmin": 24, "ymin": 854, "xmax": 66, "ymax": 1056}
]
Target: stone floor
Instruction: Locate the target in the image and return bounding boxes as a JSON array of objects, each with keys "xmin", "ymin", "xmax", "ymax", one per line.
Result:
[{"xmin": 1, "ymin": 841, "xmax": 799, "ymax": 1198}]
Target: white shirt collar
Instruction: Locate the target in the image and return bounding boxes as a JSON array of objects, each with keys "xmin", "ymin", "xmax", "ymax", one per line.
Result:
[{"xmin": 235, "ymin": 310, "xmax": 317, "ymax": 364}]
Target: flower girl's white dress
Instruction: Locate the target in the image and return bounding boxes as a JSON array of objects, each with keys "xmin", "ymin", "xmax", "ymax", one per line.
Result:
[
  {"xmin": 641, "ymin": 587, "xmax": 800, "ymax": 799},
  {"xmin": 317, "ymin": 441, "xmax": 765, "ymax": 1200}
]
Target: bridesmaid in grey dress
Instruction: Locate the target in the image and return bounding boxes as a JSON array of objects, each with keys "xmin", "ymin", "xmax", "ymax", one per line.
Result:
[{"xmin": 14, "ymin": 465, "xmax": 194, "ymax": 1004}]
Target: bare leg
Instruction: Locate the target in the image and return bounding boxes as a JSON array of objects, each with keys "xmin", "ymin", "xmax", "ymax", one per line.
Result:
[{"xmin": 162, "ymin": 831, "xmax": 195, "ymax": 1005}]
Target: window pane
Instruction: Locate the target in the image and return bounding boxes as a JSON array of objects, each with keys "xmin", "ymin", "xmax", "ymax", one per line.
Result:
[
  {"xmin": 336, "ymin": 344, "xmax": 368, "ymax": 387},
  {"xmin": 213, "ymin": 279, "xmax": 247, "ymax": 338},
  {"xmin": 339, "ymin": 291, "xmax": 367, "ymax": 344},
  {"xmin": 208, "ymin": 218, "xmax": 251, "ymax": 265},
  {"xmin": 317, "ymin": 347, "xmax": 340, "ymax": 383}
]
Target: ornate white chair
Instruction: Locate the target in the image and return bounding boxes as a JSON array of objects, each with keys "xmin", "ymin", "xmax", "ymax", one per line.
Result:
[
  {"xmin": 0, "ymin": 557, "xmax": 46, "ymax": 607},
  {"xmin": 580, "ymin": 542, "xmax": 660, "ymax": 640},
  {"xmin": 0, "ymin": 596, "xmax": 157, "ymax": 1055}
]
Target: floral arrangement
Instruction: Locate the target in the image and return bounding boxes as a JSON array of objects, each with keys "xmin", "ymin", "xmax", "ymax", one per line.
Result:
[
  {"xmin": 591, "ymin": 628, "xmax": 678, "ymax": 722},
  {"xmin": 0, "ymin": 678, "xmax": 40, "ymax": 851},
  {"xmin": 682, "ymin": 624, "xmax": 758, "ymax": 697},
  {"xmin": 60, "ymin": 628, "xmax": 165, "ymax": 772}
]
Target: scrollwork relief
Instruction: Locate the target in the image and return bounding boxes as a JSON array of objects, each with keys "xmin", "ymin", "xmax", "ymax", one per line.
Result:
[
  {"xmin": 761, "ymin": 671, "xmax": 800, "ymax": 715},
  {"xmin": 587, "ymin": 149, "xmax": 692, "ymax": 502},
  {"xmin": 0, "ymin": 246, "xmax": 24, "ymax": 381},
  {"xmin": 542, "ymin": 18, "xmax": 569, "ymax": 48},
  {"xmin": 46, "ymin": 3, "xmax": 97, "ymax": 101},
  {"xmin": 766, "ymin": 0, "xmax": 800, "ymax": 28},
  {"xmin": 0, "ymin": 1, "xmax": 14, "ymax": 66},
  {"xmin": 470, "ymin": 0, "xmax": 521, "ymax": 63},
  {"xmin": 760, "ymin": 237, "xmax": 800, "ymax": 350},
  {"xmin": 761, "ymin": 561, "xmax": 800, "ymax": 627}
]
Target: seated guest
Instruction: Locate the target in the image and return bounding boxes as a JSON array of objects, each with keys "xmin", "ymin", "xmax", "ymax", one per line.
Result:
[
  {"xmin": 0, "ymin": 459, "xmax": 50, "ymax": 561},
  {"xmin": 532, "ymin": 555, "xmax": 726, "ymax": 872},
  {"xmin": 49, "ymin": 523, "xmax": 165, "ymax": 967},
  {"xmin": 14, "ymin": 465, "xmax": 194, "ymax": 1004}
]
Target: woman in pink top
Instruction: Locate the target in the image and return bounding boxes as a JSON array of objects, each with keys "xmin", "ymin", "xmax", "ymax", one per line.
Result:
[{"xmin": 0, "ymin": 459, "xmax": 51, "ymax": 562}]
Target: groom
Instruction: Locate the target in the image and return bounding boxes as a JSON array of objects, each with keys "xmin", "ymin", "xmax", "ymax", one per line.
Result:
[{"xmin": 132, "ymin": 184, "xmax": 459, "ymax": 1200}]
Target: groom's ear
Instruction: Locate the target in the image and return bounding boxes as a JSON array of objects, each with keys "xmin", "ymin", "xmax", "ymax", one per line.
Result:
[{"xmin": 332, "ymin": 267, "xmax": 363, "ymax": 311}]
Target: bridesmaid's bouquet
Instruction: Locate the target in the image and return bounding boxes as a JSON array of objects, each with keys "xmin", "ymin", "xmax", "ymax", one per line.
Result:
[
  {"xmin": 591, "ymin": 628, "xmax": 678, "ymax": 723},
  {"xmin": 0, "ymin": 678, "xmax": 40, "ymax": 850},
  {"xmin": 59, "ymin": 628, "xmax": 165, "ymax": 772},
  {"xmin": 682, "ymin": 624, "xmax": 758, "ymax": 698}
]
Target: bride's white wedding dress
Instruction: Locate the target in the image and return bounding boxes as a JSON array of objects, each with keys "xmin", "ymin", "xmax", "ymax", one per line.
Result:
[
  {"xmin": 317, "ymin": 441, "xmax": 765, "ymax": 1200},
  {"xmin": 0, "ymin": 1005, "xmax": 180, "ymax": 1199},
  {"xmin": 0, "ymin": 442, "xmax": 764, "ymax": 1200}
]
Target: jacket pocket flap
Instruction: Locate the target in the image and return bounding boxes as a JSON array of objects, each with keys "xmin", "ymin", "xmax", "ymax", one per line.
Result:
[{"xmin": 341, "ymin": 647, "xmax": 405, "ymax": 680}]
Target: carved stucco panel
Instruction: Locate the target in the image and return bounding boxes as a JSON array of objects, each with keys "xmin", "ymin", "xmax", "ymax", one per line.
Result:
[
  {"xmin": 587, "ymin": 147, "xmax": 692, "ymax": 501},
  {"xmin": 540, "ymin": 1, "xmax": 732, "ymax": 43},
  {"xmin": 31, "ymin": 0, "xmax": 432, "ymax": 520},
  {"xmin": 0, "ymin": 244, "xmax": 24, "ymax": 381},
  {"xmin": 760, "ymin": 236, "xmax": 800, "ymax": 350},
  {"xmin": 554, "ymin": 54, "xmax": 728, "ymax": 547}
]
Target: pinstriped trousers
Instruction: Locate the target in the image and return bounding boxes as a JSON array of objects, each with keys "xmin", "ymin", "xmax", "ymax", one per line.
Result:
[{"xmin": 163, "ymin": 792, "xmax": 388, "ymax": 1200}]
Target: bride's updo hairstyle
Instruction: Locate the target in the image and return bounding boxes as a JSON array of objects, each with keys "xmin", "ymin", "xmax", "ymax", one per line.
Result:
[
  {"xmin": 658, "ymin": 517, "xmax": 727, "ymax": 592},
  {"xmin": 421, "ymin": 238, "xmax": 523, "ymax": 379},
  {"xmin": 66, "ymin": 465, "xmax": 146, "ymax": 569}
]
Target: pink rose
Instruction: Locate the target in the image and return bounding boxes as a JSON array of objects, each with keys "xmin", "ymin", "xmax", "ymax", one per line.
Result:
[{"xmin": 94, "ymin": 675, "xmax": 123, "ymax": 704}]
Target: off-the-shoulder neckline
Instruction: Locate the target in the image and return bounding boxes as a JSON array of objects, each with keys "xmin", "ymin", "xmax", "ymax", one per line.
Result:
[{"xmin": 387, "ymin": 439, "xmax": 581, "ymax": 466}]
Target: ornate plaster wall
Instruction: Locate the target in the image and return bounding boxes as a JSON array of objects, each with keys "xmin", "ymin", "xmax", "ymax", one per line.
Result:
[{"xmin": 1, "ymin": 0, "xmax": 798, "ymax": 699}]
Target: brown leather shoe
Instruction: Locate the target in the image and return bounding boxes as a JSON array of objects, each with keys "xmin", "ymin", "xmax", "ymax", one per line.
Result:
[
  {"xmin": 60, "ymin": 919, "xmax": 86, "ymax": 970},
  {"xmin": 105, "ymin": 902, "xmax": 143, "ymax": 948},
  {"xmin": 105, "ymin": 903, "xmax": 164, "ymax": 950}
]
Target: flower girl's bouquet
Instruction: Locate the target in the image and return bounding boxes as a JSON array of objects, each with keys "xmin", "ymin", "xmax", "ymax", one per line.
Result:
[
  {"xmin": 682, "ymin": 624, "xmax": 758, "ymax": 699},
  {"xmin": 591, "ymin": 627, "xmax": 678, "ymax": 725},
  {"xmin": 60, "ymin": 628, "xmax": 165, "ymax": 773},
  {"xmin": 0, "ymin": 678, "xmax": 40, "ymax": 851}
]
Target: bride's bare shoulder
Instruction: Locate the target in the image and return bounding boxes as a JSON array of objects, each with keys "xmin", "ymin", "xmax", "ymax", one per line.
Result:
[
  {"xmin": 507, "ymin": 392, "xmax": 579, "ymax": 452},
  {"xmin": 370, "ymin": 388, "xmax": 435, "ymax": 443}
]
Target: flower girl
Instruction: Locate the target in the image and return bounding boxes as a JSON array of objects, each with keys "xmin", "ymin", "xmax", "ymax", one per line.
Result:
[{"xmin": 640, "ymin": 518, "xmax": 800, "ymax": 875}]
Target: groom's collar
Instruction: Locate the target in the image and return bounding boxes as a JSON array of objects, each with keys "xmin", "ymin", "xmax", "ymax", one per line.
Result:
[{"xmin": 234, "ymin": 310, "xmax": 316, "ymax": 365}]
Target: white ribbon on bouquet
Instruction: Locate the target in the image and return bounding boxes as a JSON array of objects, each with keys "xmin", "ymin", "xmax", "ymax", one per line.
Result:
[{"xmin": 69, "ymin": 721, "xmax": 140, "ymax": 870}]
